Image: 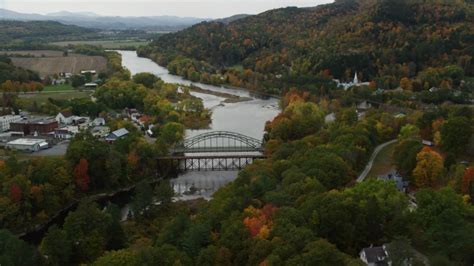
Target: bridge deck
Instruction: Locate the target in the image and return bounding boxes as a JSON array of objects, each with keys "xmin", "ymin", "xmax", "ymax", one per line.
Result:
[{"xmin": 160, "ymin": 154, "xmax": 266, "ymax": 160}]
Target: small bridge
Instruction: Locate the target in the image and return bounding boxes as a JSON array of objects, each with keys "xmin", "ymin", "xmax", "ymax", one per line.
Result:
[{"xmin": 159, "ymin": 131, "xmax": 266, "ymax": 172}]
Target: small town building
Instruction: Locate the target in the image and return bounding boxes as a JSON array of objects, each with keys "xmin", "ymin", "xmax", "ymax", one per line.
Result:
[
  {"xmin": 357, "ymin": 101, "xmax": 372, "ymax": 111},
  {"xmin": 105, "ymin": 128, "xmax": 129, "ymax": 142},
  {"xmin": 84, "ymin": 82, "xmax": 98, "ymax": 89},
  {"xmin": 54, "ymin": 126, "xmax": 79, "ymax": 139},
  {"xmin": 359, "ymin": 245, "xmax": 391, "ymax": 266},
  {"xmin": 92, "ymin": 117, "xmax": 106, "ymax": 126},
  {"xmin": 90, "ymin": 126, "xmax": 110, "ymax": 138},
  {"xmin": 123, "ymin": 108, "xmax": 139, "ymax": 118},
  {"xmin": 10, "ymin": 118, "xmax": 58, "ymax": 136},
  {"xmin": 6, "ymin": 138, "xmax": 49, "ymax": 152},
  {"xmin": 138, "ymin": 115, "xmax": 152, "ymax": 127},
  {"xmin": 56, "ymin": 111, "xmax": 75, "ymax": 125},
  {"xmin": 71, "ymin": 117, "xmax": 90, "ymax": 130},
  {"xmin": 81, "ymin": 70, "xmax": 97, "ymax": 75},
  {"xmin": 0, "ymin": 115, "xmax": 22, "ymax": 132},
  {"xmin": 422, "ymin": 140, "xmax": 434, "ymax": 147},
  {"xmin": 378, "ymin": 171, "xmax": 408, "ymax": 193}
]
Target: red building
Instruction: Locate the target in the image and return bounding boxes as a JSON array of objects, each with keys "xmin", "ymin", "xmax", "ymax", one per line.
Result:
[{"xmin": 10, "ymin": 118, "xmax": 58, "ymax": 135}]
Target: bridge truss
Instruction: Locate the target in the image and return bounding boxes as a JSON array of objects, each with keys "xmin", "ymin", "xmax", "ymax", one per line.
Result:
[
  {"xmin": 171, "ymin": 131, "xmax": 263, "ymax": 154},
  {"xmin": 159, "ymin": 131, "xmax": 266, "ymax": 172}
]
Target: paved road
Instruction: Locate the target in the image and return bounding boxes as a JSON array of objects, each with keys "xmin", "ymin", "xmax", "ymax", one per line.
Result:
[
  {"xmin": 29, "ymin": 140, "xmax": 70, "ymax": 157},
  {"xmin": 357, "ymin": 139, "xmax": 398, "ymax": 182}
]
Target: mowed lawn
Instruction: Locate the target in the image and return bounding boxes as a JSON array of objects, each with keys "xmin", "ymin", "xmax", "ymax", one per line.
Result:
[
  {"xmin": 50, "ymin": 39, "xmax": 150, "ymax": 49},
  {"xmin": 367, "ymin": 141, "xmax": 397, "ymax": 178},
  {"xmin": 43, "ymin": 84, "xmax": 74, "ymax": 92}
]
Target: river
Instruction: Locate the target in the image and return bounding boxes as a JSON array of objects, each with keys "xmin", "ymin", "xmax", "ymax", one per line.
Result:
[{"xmin": 118, "ymin": 50, "xmax": 280, "ymax": 202}]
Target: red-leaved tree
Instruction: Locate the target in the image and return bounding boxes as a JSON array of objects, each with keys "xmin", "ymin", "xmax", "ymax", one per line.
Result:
[
  {"xmin": 74, "ymin": 158, "xmax": 90, "ymax": 192},
  {"xmin": 10, "ymin": 183, "xmax": 22, "ymax": 203}
]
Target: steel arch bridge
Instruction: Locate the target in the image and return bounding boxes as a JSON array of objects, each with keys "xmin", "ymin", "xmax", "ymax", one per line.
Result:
[
  {"xmin": 170, "ymin": 131, "xmax": 264, "ymax": 154},
  {"xmin": 159, "ymin": 131, "xmax": 266, "ymax": 172}
]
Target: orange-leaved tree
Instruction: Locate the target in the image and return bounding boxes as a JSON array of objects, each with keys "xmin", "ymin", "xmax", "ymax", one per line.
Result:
[
  {"xmin": 413, "ymin": 147, "xmax": 444, "ymax": 188},
  {"xmin": 461, "ymin": 167, "xmax": 474, "ymax": 195},
  {"xmin": 243, "ymin": 204, "xmax": 277, "ymax": 239}
]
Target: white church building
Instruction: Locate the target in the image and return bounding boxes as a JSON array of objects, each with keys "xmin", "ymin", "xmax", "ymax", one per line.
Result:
[{"xmin": 334, "ymin": 72, "xmax": 370, "ymax": 90}]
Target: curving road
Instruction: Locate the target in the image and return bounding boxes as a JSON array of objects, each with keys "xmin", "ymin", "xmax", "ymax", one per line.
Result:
[{"xmin": 357, "ymin": 139, "xmax": 398, "ymax": 182}]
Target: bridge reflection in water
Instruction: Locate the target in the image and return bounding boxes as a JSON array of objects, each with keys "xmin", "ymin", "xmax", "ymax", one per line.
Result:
[{"xmin": 159, "ymin": 131, "xmax": 266, "ymax": 172}]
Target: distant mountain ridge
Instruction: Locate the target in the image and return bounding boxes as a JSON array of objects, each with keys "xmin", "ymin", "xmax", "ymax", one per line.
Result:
[
  {"xmin": 138, "ymin": 0, "xmax": 473, "ymax": 93},
  {"xmin": 0, "ymin": 8, "xmax": 207, "ymax": 31}
]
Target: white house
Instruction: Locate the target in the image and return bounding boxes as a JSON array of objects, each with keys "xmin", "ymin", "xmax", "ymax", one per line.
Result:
[
  {"xmin": 55, "ymin": 112, "xmax": 74, "ymax": 125},
  {"xmin": 6, "ymin": 138, "xmax": 49, "ymax": 152},
  {"xmin": 0, "ymin": 115, "xmax": 22, "ymax": 132},
  {"xmin": 360, "ymin": 245, "xmax": 391, "ymax": 266}
]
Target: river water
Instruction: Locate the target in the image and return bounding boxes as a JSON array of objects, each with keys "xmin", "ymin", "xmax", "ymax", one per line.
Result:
[{"xmin": 118, "ymin": 50, "xmax": 279, "ymax": 201}]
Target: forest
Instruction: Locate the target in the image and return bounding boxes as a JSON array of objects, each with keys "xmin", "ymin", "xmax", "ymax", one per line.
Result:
[
  {"xmin": 0, "ymin": 0, "xmax": 473, "ymax": 265},
  {"xmin": 139, "ymin": 0, "xmax": 473, "ymax": 94},
  {"xmin": 0, "ymin": 21, "xmax": 99, "ymax": 49},
  {"xmin": 2, "ymin": 89, "xmax": 473, "ymax": 265}
]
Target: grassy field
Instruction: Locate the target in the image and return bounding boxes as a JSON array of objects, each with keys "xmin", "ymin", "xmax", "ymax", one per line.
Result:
[
  {"xmin": 50, "ymin": 39, "xmax": 150, "ymax": 49},
  {"xmin": 367, "ymin": 141, "xmax": 397, "ymax": 178},
  {"xmin": 43, "ymin": 84, "xmax": 74, "ymax": 92},
  {"xmin": 18, "ymin": 91, "xmax": 91, "ymax": 107},
  {"xmin": 10, "ymin": 55, "xmax": 107, "ymax": 76}
]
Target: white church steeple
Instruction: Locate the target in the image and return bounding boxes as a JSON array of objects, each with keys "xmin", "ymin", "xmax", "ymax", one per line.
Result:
[{"xmin": 353, "ymin": 72, "xmax": 359, "ymax": 84}]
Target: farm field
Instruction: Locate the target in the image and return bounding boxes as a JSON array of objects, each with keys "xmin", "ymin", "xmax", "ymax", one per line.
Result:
[
  {"xmin": 9, "ymin": 55, "xmax": 107, "ymax": 76},
  {"xmin": 0, "ymin": 50, "xmax": 74, "ymax": 57},
  {"xmin": 50, "ymin": 39, "xmax": 150, "ymax": 49}
]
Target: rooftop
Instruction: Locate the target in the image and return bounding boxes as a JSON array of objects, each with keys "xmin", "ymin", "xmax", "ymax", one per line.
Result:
[
  {"xmin": 13, "ymin": 117, "xmax": 57, "ymax": 125},
  {"xmin": 7, "ymin": 138, "xmax": 47, "ymax": 146},
  {"xmin": 111, "ymin": 128, "xmax": 129, "ymax": 138},
  {"xmin": 362, "ymin": 246, "xmax": 389, "ymax": 264}
]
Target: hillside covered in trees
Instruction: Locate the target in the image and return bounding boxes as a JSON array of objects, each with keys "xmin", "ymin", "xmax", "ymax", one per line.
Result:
[
  {"xmin": 0, "ymin": 21, "xmax": 98, "ymax": 48},
  {"xmin": 139, "ymin": 0, "xmax": 473, "ymax": 93}
]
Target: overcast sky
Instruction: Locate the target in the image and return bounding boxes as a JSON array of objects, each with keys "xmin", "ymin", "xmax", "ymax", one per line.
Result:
[{"xmin": 1, "ymin": 0, "xmax": 333, "ymax": 18}]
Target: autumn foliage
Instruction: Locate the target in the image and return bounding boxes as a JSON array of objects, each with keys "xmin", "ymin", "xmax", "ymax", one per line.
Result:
[
  {"xmin": 74, "ymin": 159, "xmax": 90, "ymax": 192},
  {"xmin": 10, "ymin": 183, "xmax": 22, "ymax": 203},
  {"xmin": 461, "ymin": 168, "xmax": 474, "ymax": 195},
  {"xmin": 413, "ymin": 147, "xmax": 444, "ymax": 188},
  {"xmin": 243, "ymin": 204, "xmax": 277, "ymax": 239}
]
